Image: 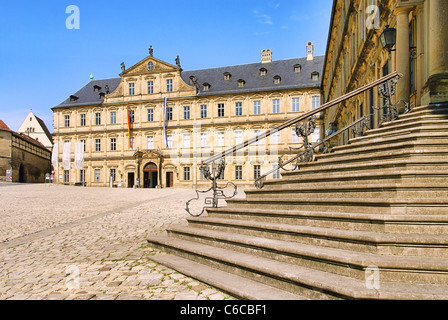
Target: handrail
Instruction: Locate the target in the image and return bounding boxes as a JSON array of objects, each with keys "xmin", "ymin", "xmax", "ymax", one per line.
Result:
[
  {"xmin": 254, "ymin": 114, "xmax": 371, "ymax": 188},
  {"xmin": 202, "ymin": 71, "xmax": 398, "ymax": 166}
]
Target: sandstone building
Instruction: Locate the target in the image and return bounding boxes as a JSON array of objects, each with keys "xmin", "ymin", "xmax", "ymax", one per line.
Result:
[
  {"xmin": 17, "ymin": 110, "xmax": 54, "ymax": 151},
  {"xmin": 321, "ymin": 0, "xmax": 448, "ymax": 142},
  {"xmin": 52, "ymin": 44, "xmax": 324, "ymax": 188},
  {"xmin": 0, "ymin": 120, "xmax": 51, "ymax": 183}
]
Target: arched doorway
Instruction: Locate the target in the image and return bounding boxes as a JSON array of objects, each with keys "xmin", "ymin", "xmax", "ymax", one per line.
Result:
[
  {"xmin": 143, "ymin": 162, "xmax": 158, "ymax": 188},
  {"xmin": 19, "ymin": 164, "xmax": 25, "ymax": 183}
]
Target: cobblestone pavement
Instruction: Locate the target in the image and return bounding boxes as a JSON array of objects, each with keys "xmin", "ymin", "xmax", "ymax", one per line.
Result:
[{"xmin": 0, "ymin": 183, "xmax": 242, "ymax": 300}]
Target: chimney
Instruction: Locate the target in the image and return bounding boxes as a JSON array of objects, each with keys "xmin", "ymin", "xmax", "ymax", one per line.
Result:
[
  {"xmin": 261, "ymin": 49, "xmax": 272, "ymax": 63},
  {"xmin": 307, "ymin": 42, "xmax": 314, "ymax": 61}
]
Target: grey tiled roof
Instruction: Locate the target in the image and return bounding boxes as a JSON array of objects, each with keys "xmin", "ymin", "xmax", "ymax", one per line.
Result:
[
  {"xmin": 54, "ymin": 78, "xmax": 121, "ymax": 109},
  {"xmin": 54, "ymin": 55, "xmax": 324, "ymax": 108},
  {"xmin": 181, "ymin": 55, "xmax": 324, "ymax": 96}
]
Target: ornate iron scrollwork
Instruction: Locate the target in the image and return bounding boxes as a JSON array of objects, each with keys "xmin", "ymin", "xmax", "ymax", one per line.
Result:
[
  {"xmin": 351, "ymin": 116, "xmax": 370, "ymax": 138},
  {"xmin": 376, "ymin": 74, "xmax": 410, "ymax": 125},
  {"xmin": 185, "ymin": 159, "xmax": 237, "ymax": 217}
]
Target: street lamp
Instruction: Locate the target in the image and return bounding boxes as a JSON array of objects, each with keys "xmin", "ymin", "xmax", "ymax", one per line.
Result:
[{"xmin": 380, "ymin": 25, "xmax": 397, "ymax": 53}]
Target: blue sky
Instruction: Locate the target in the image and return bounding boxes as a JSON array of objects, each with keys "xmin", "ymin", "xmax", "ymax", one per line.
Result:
[{"xmin": 0, "ymin": 0, "xmax": 333, "ymax": 132}]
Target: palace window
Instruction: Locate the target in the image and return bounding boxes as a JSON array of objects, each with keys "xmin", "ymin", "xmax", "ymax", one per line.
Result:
[
  {"xmin": 147, "ymin": 81, "xmax": 154, "ymax": 94},
  {"xmin": 253, "ymin": 101, "xmax": 261, "ymax": 115},
  {"xmin": 129, "ymin": 83, "xmax": 135, "ymax": 95},
  {"xmin": 147, "ymin": 136, "xmax": 154, "ymax": 149},
  {"xmin": 130, "ymin": 137, "xmax": 135, "ymax": 150},
  {"xmin": 292, "ymin": 128, "xmax": 300, "ymax": 143},
  {"xmin": 203, "ymin": 83, "xmax": 210, "ymax": 91},
  {"xmin": 166, "ymin": 79, "xmax": 173, "ymax": 92},
  {"xmin": 147, "ymin": 109, "xmax": 154, "ymax": 122},
  {"xmin": 148, "ymin": 61, "xmax": 154, "ymax": 71},
  {"xmin": 95, "ymin": 113, "xmax": 101, "ymax": 125},
  {"xmin": 292, "ymin": 98, "xmax": 300, "ymax": 112},
  {"xmin": 272, "ymin": 164, "xmax": 280, "ymax": 179},
  {"xmin": 235, "ymin": 102, "xmax": 243, "ymax": 116},
  {"xmin": 183, "ymin": 134, "xmax": 191, "ymax": 148},
  {"xmin": 110, "ymin": 138, "xmax": 116, "ymax": 151},
  {"xmin": 217, "ymin": 132, "xmax": 225, "ymax": 147},
  {"xmin": 64, "ymin": 170, "xmax": 70, "ymax": 183},
  {"xmin": 201, "ymin": 133, "xmax": 207, "ymax": 147},
  {"xmin": 80, "ymin": 140, "xmax": 86, "ymax": 152},
  {"xmin": 253, "ymin": 129, "xmax": 262, "ymax": 145},
  {"xmin": 238, "ymin": 79, "xmax": 246, "ymax": 88},
  {"xmin": 235, "ymin": 130, "xmax": 243, "ymax": 145},
  {"xmin": 311, "ymin": 72, "xmax": 319, "ymax": 81},
  {"xmin": 271, "ymin": 131, "xmax": 280, "ymax": 145},
  {"xmin": 183, "ymin": 106, "xmax": 190, "ymax": 120},
  {"xmin": 110, "ymin": 111, "xmax": 116, "ymax": 124},
  {"xmin": 273, "ymin": 76, "xmax": 281, "ymax": 84},
  {"xmin": 312, "ymin": 96, "xmax": 320, "ymax": 110},
  {"xmin": 260, "ymin": 68, "xmax": 267, "ymax": 76},
  {"xmin": 224, "ymin": 72, "xmax": 231, "ymax": 80},
  {"xmin": 64, "ymin": 115, "xmax": 70, "ymax": 127},
  {"xmin": 200, "ymin": 105, "xmax": 207, "ymax": 118},
  {"xmin": 128, "ymin": 110, "xmax": 135, "ymax": 123},
  {"xmin": 95, "ymin": 139, "xmax": 101, "ymax": 152},
  {"xmin": 166, "ymin": 107, "xmax": 173, "ymax": 121},
  {"xmin": 110, "ymin": 169, "xmax": 116, "ymax": 182},
  {"xmin": 80, "ymin": 114, "xmax": 86, "ymax": 126},
  {"xmin": 272, "ymin": 99, "xmax": 280, "ymax": 113},
  {"xmin": 294, "ymin": 64, "xmax": 302, "ymax": 72},
  {"xmin": 94, "ymin": 169, "xmax": 101, "ymax": 183},
  {"xmin": 254, "ymin": 165, "xmax": 261, "ymax": 180},
  {"xmin": 235, "ymin": 165, "xmax": 243, "ymax": 180},
  {"xmin": 217, "ymin": 103, "xmax": 225, "ymax": 117},
  {"xmin": 166, "ymin": 135, "xmax": 173, "ymax": 148},
  {"xmin": 183, "ymin": 167, "xmax": 191, "ymax": 181}
]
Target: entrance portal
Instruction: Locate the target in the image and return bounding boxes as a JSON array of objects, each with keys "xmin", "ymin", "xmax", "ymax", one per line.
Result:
[
  {"xmin": 143, "ymin": 162, "xmax": 158, "ymax": 188},
  {"xmin": 166, "ymin": 172, "xmax": 174, "ymax": 188},
  {"xmin": 128, "ymin": 172, "xmax": 135, "ymax": 188}
]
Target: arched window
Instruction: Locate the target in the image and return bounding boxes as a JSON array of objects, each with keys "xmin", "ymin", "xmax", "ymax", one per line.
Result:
[{"xmin": 148, "ymin": 61, "xmax": 154, "ymax": 71}]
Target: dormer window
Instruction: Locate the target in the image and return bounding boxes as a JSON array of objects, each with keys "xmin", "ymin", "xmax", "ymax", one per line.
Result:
[
  {"xmin": 148, "ymin": 61, "xmax": 154, "ymax": 71},
  {"xmin": 203, "ymin": 83, "xmax": 211, "ymax": 91},
  {"xmin": 99, "ymin": 92, "xmax": 106, "ymax": 100},
  {"xmin": 237, "ymin": 79, "xmax": 246, "ymax": 88},
  {"xmin": 70, "ymin": 95, "xmax": 79, "ymax": 102},
  {"xmin": 93, "ymin": 85, "xmax": 102, "ymax": 92},
  {"xmin": 260, "ymin": 68, "xmax": 267, "ymax": 76},
  {"xmin": 224, "ymin": 72, "xmax": 231, "ymax": 80},
  {"xmin": 273, "ymin": 76, "xmax": 282, "ymax": 84},
  {"xmin": 311, "ymin": 71, "xmax": 319, "ymax": 81},
  {"xmin": 189, "ymin": 76, "xmax": 196, "ymax": 85},
  {"xmin": 294, "ymin": 64, "xmax": 302, "ymax": 72}
]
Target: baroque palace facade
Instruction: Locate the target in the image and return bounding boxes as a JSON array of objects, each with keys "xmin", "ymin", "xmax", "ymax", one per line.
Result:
[
  {"xmin": 52, "ymin": 44, "xmax": 324, "ymax": 188},
  {"xmin": 321, "ymin": 0, "xmax": 448, "ymax": 139}
]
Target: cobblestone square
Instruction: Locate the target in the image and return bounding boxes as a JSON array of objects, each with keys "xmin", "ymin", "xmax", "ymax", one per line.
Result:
[{"xmin": 0, "ymin": 183, "xmax": 239, "ymax": 300}]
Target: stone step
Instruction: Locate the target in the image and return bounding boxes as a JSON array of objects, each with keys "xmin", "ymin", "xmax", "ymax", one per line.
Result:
[
  {"xmin": 362, "ymin": 119, "xmax": 448, "ymax": 138},
  {"xmin": 185, "ymin": 216, "xmax": 448, "ymax": 258},
  {"xmin": 322, "ymin": 134, "xmax": 448, "ymax": 162},
  {"xmin": 165, "ymin": 224, "xmax": 448, "ymax": 285},
  {"xmin": 205, "ymin": 207, "xmax": 448, "ymax": 234},
  {"xmin": 265, "ymin": 169, "xmax": 448, "ymax": 191},
  {"xmin": 147, "ymin": 251, "xmax": 306, "ymax": 300},
  {"xmin": 226, "ymin": 196, "xmax": 448, "ymax": 215},
  {"xmin": 146, "ymin": 235, "xmax": 448, "ymax": 299},
  {"xmin": 244, "ymin": 183, "xmax": 448, "ymax": 200}
]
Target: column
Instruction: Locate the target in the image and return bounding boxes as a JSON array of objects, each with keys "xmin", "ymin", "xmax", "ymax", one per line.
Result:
[
  {"xmin": 395, "ymin": 7, "xmax": 411, "ymax": 104},
  {"xmin": 427, "ymin": 0, "xmax": 448, "ymax": 103}
]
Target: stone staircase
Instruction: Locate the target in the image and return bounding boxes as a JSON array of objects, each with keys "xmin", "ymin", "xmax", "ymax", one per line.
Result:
[{"xmin": 146, "ymin": 103, "xmax": 448, "ymax": 300}]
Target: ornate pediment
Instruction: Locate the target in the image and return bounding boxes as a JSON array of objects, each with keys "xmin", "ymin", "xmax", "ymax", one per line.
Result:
[{"xmin": 120, "ymin": 56, "xmax": 180, "ymax": 77}]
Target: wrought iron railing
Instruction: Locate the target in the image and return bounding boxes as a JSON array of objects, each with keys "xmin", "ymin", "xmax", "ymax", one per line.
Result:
[{"xmin": 185, "ymin": 71, "xmax": 405, "ymax": 217}]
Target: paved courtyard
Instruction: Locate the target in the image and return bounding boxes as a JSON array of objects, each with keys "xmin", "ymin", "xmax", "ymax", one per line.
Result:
[{"xmin": 0, "ymin": 183, "xmax": 242, "ymax": 300}]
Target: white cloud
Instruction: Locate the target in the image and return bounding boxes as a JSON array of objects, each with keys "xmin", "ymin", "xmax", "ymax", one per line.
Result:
[{"xmin": 253, "ymin": 9, "xmax": 274, "ymax": 25}]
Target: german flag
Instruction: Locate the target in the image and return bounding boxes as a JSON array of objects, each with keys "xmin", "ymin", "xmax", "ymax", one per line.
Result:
[{"xmin": 126, "ymin": 105, "xmax": 132, "ymax": 149}]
